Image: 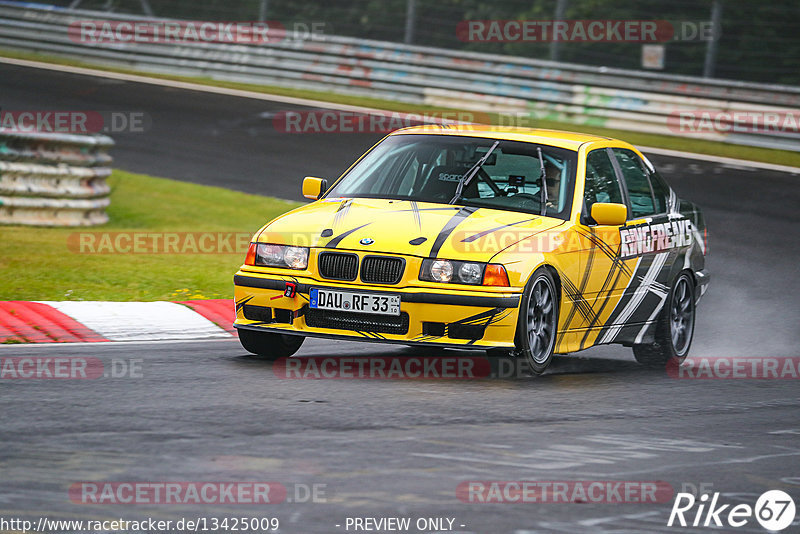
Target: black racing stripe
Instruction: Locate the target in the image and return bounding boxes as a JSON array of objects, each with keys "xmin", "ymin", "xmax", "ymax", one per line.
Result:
[
  {"xmin": 558, "ymin": 269, "xmax": 595, "ymax": 325},
  {"xmin": 577, "ymin": 227, "xmax": 632, "ymax": 277},
  {"xmin": 599, "ymin": 252, "xmax": 671, "ymax": 334},
  {"xmin": 450, "ymin": 307, "xmax": 504, "ymax": 326},
  {"xmin": 235, "ymin": 295, "xmax": 254, "ymax": 313},
  {"xmin": 460, "ymin": 218, "xmax": 536, "ymax": 243},
  {"xmin": 407, "ymin": 293, "xmax": 518, "ymax": 308},
  {"xmin": 429, "ymin": 206, "xmax": 478, "ymax": 258},
  {"xmin": 601, "ymin": 257, "xmax": 649, "ymax": 328},
  {"xmin": 409, "ymin": 200, "xmax": 422, "ymax": 230},
  {"xmin": 332, "ymin": 199, "xmax": 353, "ymax": 230},
  {"xmin": 579, "ymin": 260, "xmax": 626, "ymax": 349},
  {"xmin": 325, "ymin": 222, "xmax": 371, "ymax": 248},
  {"xmin": 628, "ymin": 290, "xmax": 666, "ymax": 326},
  {"xmin": 563, "ymin": 234, "xmax": 596, "ymax": 327},
  {"xmin": 333, "ymin": 199, "xmax": 352, "ymax": 223}
]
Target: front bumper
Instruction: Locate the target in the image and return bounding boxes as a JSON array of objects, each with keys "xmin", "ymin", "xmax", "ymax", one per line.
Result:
[{"xmin": 233, "ymin": 271, "xmax": 521, "ymax": 349}]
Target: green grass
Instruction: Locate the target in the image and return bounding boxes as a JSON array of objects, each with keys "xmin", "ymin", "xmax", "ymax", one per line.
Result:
[
  {"xmin": 0, "ymin": 170, "xmax": 300, "ymax": 301},
  {"xmin": 4, "ymin": 48, "xmax": 800, "ymax": 168}
]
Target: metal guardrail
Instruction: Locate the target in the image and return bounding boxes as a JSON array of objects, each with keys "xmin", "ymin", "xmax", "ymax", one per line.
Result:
[
  {"xmin": 0, "ymin": 128, "xmax": 114, "ymax": 226},
  {"xmin": 0, "ymin": 1, "xmax": 799, "ymax": 151}
]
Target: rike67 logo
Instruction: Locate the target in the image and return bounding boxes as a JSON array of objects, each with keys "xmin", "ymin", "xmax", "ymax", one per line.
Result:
[{"xmin": 668, "ymin": 490, "xmax": 796, "ymax": 530}]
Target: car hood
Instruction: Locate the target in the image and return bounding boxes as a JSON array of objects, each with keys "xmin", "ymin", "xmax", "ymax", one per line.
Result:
[{"xmin": 258, "ymin": 197, "xmax": 565, "ymax": 262}]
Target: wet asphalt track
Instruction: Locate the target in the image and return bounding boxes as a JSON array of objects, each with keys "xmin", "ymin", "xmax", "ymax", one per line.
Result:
[{"xmin": 2, "ymin": 62, "xmax": 800, "ymax": 533}]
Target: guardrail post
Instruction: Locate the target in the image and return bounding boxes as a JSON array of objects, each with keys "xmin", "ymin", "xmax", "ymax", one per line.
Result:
[
  {"xmin": 404, "ymin": 0, "xmax": 417, "ymax": 44},
  {"xmin": 550, "ymin": 0, "xmax": 569, "ymax": 62},
  {"xmin": 703, "ymin": 0, "xmax": 724, "ymax": 78}
]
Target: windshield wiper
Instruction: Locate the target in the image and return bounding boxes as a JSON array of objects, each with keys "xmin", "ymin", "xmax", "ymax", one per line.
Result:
[
  {"xmin": 450, "ymin": 140, "xmax": 500, "ymax": 204},
  {"xmin": 537, "ymin": 146, "xmax": 548, "ymax": 216}
]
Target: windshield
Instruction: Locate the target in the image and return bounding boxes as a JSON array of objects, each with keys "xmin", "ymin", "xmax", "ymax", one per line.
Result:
[{"xmin": 325, "ymin": 134, "xmax": 578, "ymax": 219}]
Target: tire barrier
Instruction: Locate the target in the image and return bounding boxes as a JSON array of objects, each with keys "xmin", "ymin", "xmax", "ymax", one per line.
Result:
[{"xmin": 0, "ymin": 128, "xmax": 114, "ymax": 226}]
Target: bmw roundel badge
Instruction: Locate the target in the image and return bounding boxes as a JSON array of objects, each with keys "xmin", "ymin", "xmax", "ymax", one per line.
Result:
[{"xmin": 360, "ymin": 238, "xmax": 375, "ymax": 245}]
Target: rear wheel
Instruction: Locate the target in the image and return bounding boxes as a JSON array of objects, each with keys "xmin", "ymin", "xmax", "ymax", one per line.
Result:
[
  {"xmin": 238, "ymin": 329, "xmax": 304, "ymax": 360},
  {"xmin": 515, "ymin": 268, "xmax": 559, "ymax": 375},
  {"xmin": 633, "ymin": 272, "xmax": 695, "ymax": 367}
]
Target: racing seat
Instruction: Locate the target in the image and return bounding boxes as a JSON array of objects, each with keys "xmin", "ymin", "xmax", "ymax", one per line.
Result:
[{"xmin": 419, "ymin": 165, "xmax": 480, "ymax": 203}]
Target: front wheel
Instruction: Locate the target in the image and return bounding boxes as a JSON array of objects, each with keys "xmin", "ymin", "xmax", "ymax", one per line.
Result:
[
  {"xmin": 238, "ymin": 329, "xmax": 304, "ymax": 360},
  {"xmin": 515, "ymin": 268, "xmax": 559, "ymax": 375},
  {"xmin": 633, "ymin": 272, "xmax": 695, "ymax": 367}
]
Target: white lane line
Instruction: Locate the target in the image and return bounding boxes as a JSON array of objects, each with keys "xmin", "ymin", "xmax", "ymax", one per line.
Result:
[
  {"xmin": 410, "ymin": 452, "xmax": 563, "ymax": 470},
  {"xmin": 581, "ymin": 450, "xmax": 800, "ymax": 478},
  {"xmin": 638, "ymin": 145, "xmax": 800, "ymax": 174},
  {"xmin": 38, "ymin": 301, "xmax": 231, "ymax": 341},
  {"xmin": 3, "ymin": 56, "xmax": 800, "ymax": 175}
]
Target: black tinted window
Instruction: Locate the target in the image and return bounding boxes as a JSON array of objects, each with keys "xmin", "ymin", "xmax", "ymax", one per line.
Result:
[
  {"xmin": 613, "ymin": 149, "xmax": 655, "ymax": 218},
  {"xmin": 649, "ymin": 170, "xmax": 671, "ymax": 214},
  {"xmin": 584, "ymin": 149, "xmax": 624, "ymax": 217}
]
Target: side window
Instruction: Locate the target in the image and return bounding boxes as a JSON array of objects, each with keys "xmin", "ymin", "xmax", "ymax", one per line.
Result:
[
  {"xmin": 613, "ymin": 149, "xmax": 655, "ymax": 218},
  {"xmin": 584, "ymin": 149, "xmax": 624, "ymax": 218},
  {"xmin": 649, "ymin": 171, "xmax": 671, "ymax": 214}
]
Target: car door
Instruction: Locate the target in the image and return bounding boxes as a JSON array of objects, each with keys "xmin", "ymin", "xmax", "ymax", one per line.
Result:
[{"xmin": 563, "ymin": 147, "xmax": 637, "ymax": 350}]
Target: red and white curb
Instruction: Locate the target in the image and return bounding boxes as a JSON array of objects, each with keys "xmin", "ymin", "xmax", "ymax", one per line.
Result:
[{"xmin": 0, "ymin": 300, "xmax": 235, "ymax": 343}]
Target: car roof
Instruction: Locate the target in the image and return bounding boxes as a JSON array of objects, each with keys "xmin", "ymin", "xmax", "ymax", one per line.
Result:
[{"xmin": 389, "ymin": 124, "xmax": 614, "ymax": 151}]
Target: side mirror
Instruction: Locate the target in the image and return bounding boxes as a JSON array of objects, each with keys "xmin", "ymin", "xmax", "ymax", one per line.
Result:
[
  {"xmin": 302, "ymin": 177, "xmax": 327, "ymax": 200},
  {"xmin": 591, "ymin": 202, "xmax": 628, "ymax": 226}
]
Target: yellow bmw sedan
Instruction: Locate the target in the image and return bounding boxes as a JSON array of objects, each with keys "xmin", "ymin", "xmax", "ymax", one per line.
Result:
[{"xmin": 233, "ymin": 125, "xmax": 709, "ymax": 373}]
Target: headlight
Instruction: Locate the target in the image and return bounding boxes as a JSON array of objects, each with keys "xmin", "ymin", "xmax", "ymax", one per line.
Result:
[
  {"xmin": 430, "ymin": 260, "xmax": 453, "ymax": 282},
  {"xmin": 420, "ymin": 259, "xmax": 486, "ymax": 285},
  {"xmin": 245, "ymin": 243, "xmax": 309, "ymax": 269},
  {"xmin": 259, "ymin": 244, "xmax": 285, "ymax": 265},
  {"xmin": 283, "ymin": 246, "xmax": 309, "ymax": 269},
  {"xmin": 458, "ymin": 262, "xmax": 483, "ymax": 284}
]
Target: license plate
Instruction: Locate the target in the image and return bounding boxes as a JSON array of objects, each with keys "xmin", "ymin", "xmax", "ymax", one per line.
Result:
[{"xmin": 309, "ymin": 288, "xmax": 400, "ymax": 316}]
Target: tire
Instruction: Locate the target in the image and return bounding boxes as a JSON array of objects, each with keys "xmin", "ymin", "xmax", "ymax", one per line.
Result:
[
  {"xmin": 238, "ymin": 329, "xmax": 304, "ymax": 360},
  {"xmin": 515, "ymin": 267, "xmax": 559, "ymax": 375},
  {"xmin": 633, "ymin": 271, "xmax": 695, "ymax": 367}
]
